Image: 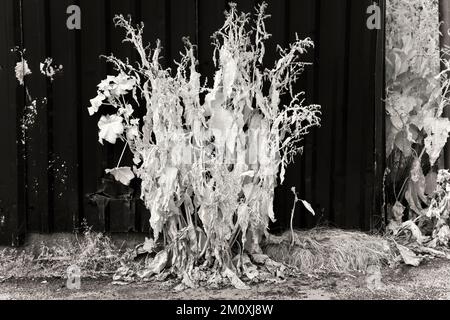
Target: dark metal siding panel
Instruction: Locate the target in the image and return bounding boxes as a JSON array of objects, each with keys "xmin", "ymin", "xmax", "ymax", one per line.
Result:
[
  {"xmin": 22, "ymin": 0, "xmax": 50, "ymax": 233},
  {"xmin": 80, "ymin": 0, "xmax": 108, "ymax": 232},
  {"xmin": 106, "ymin": 0, "xmax": 138, "ymax": 232},
  {"xmin": 372, "ymin": 0, "xmax": 387, "ymax": 230},
  {"xmin": 0, "ymin": 0, "xmax": 26, "ymax": 246},
  {"xmin": 48, "ymin": 0, "xmax": 82, "ymax": 232},
  {"xmin": 273, "ymin": 0, "xmax": 386, "ymax": 231},
  {"xmin": 0, "ymin": 0, "xmax": 386, "ymax": 243}
]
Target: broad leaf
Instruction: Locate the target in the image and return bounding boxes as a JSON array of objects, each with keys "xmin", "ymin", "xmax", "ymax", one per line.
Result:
[
  {"xmin": 300, "ymin": 199, "xmax": 315, "ymax": 216},
  {"xmin": 98, "ymin": 115, "xmax": 124, "ymax": 145},
  {"xmin": 105, "ymin": 167, "xmax": 135, "ymax": 186},
  {"xmin": 424, "ymin": 117, "xmax": 450, "ymax": 166},
  {"xmin": 88, "ymin": 93, "xmax": 105, "ymax": 116},
  {"xmin": 396, "ymin": 243, "xmax": 422, "ymax": 266}
]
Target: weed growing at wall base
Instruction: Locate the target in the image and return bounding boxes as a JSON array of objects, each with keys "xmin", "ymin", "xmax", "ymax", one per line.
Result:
[{"xmin": 88, "ymin": 2, "xmax": 320, "ymax": 289}]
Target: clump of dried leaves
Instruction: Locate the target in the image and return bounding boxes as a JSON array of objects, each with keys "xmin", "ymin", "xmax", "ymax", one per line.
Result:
[{"xmin": 88, "ymin": 3, "xmax": 320, "ymax": 289}]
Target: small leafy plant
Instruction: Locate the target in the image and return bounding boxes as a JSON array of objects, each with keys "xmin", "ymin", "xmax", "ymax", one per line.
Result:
[
  {"xmin": 384, "ymin": 1, "xmax": 450, "ymax": 262},
  {"xmin": 385, "ymin": 0, "xmax": 450, "ymax": 230},
  {"xmin": 88, "ymin": 3, "xmax": 320, "ymax": 288}
]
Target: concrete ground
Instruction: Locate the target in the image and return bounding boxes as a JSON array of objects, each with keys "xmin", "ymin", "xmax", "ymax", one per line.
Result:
[{"xmin": 1, "ymin": 258, "xmax": 450, "ymax": 300}]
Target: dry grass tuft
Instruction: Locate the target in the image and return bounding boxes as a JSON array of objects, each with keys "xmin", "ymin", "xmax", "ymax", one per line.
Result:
[
  {"xmin": 0, "ymin": 225, "xmax": 132, "ymax": 280},
  {"xmin": 264, "ymin": 228, "xmax": 396, "ymax": 274}
]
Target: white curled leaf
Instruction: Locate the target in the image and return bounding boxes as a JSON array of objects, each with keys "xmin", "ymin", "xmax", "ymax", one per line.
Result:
[
  {"xmin": 111, "ymin": 73, "xmax": 137, "ymax": 96},
  {"xmin": 88, "ymin": 93, "xmax": 106, "ymax": 116},
  {"xmin": 396, "ymin": 243, "xmax": 422, "ymax": 266},
  {"xmin": 223, "ymin": 267, "xmax": 250, "ymax": 290},
  {"xmin": 142, "ymin": 237, "xmax": 156, "ymax": 254},
  {"xmin": 220, "ymin": 48, "xmax": 237, "ymax": 98},
  {"xmin": 270, "ymin": 89, "xmax": 280, "ymax": 112},
  {"xmin": 248, "ymin": 114, "xmax": 262, "ymax": 166},
  {"xmin": 266, "ymin": 196, "xmax": 276, "ymax": 222},
  {"xmin": 424, "ymin": 117, "xmax": 450, "ymax": 166},
  {"xmin": 198, "ymin": 204, "xmax": 215, "ymax": 236},
  {"xmin": 105, "ymin": 167, "xmax": 135, "ymax": 186},
  {"xmin": 241, "ymin": 254, "xmax": 259, "ymax": 280},
  {"xmin": 300, "ymin": 199, "xmax": 315, "ymax": 216},
  {"xmin": 116, "ymin": 73, "xmax": 136, "ymax": 92},
  {"xmin": 208, "ymin": 106, "xmax": 234, "ymax": 153},
  {"xmin": 394, "ymin": 130, "xmax": 412, "ymax": 157},
  {"xmin": 138, "ymin": 250, "xmax": 169, "ymax": 278},
  {"xmin": 147, "ymin": 250, "xmax": 169, "ymax": 274},
  {"xmin": 133, "ymin": 154, "xmax": 142, "ymax": 165},
  {"xmin": 280, "ymin": 165, "xmax": 286, "ymax": 185},
  {"xmin": 386, "ymin": 94, "xmax": 416, "ymax": 130},
  {"xmin": 391, "ymin": 201, "xmax": 405, "ymax": 223},
  {"xmin": 98, "ymin": 115, "xmax": 124, "ymax": 145},
  {"xmin": 237, "ymin": 204, "xmax": 250, "ymax": 246},
  {"xmin": 160, "ymin": 167, "xmax": 178, "ymax": 196},
  {"xmin": 242, "ymin": 183, "xmax": 255, "ymax": 200},
  {"xmin": 126, "ymin": 125, "xmax": 139, "ymax": 140},
  {"xmin": 437, "ymin": 225, "xmax": 450, "ymax": 246},
  {"xmin": 97, "ymin": 73, "xmax": 136, "ymax": 98},
  {"xmin": 15, "ymin": 59, "xmax": 32, "ymax": 85},
  {"xmin": 399, "ymin": 220, "xmax": 427, "ymax": 245},
  {"xmin": 240, "ymin": 170, "xmax": 255, "ymax": 177},
  {"xmin": 118, "ymin": 104, "xmax": 134, "ymax": 118}
]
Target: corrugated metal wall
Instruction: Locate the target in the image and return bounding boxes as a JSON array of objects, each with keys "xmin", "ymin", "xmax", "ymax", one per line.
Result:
[{"xmin": 0, "ymin": 0, "xmax": 385, "ymax": 245}]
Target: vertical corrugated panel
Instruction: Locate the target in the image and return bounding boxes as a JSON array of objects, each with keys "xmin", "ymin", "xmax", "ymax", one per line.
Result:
[
  {"xmin": 0, "ymin": 0, "xmax": 386, "ymax": 243},
  {"xmin": 48, "ymin": 0, "xmax": 82, "ymax": 232},
  {"xmin": 22, "ymin": 0, "xmax": 50, "ymax": 232},
  {"xmin": 316, "ymin": 0, "xmax": 350, "ymax": 228},
  {"xmin": 0, "ymin": 0, "xmax": 26, "ymax": 245},
  {"xmin": 106, "ymin": 0, "xmax": 138, "ymax": 232},
  {"xmin": 80, "ymin": 0, "xmax": 108, "ymax": 232},
  {"xmin": 374, "ymin": 0, "xmax": 387, "ymax": 230},
  {"xmin": 345, "ymin": 0, "xmax": 374, "ymax": 230},
  {"xmin": 273, "ymin": 0, "xmax": 385, "ymax": 231},
  {"xmin": 287, "ymin": 0, "xmax": 317, "ymax": 230}
]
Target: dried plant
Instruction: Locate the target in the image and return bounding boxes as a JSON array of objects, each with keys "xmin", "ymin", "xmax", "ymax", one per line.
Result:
[
  {"xmin": 88, "ymin": 2, "xmax": 320, "ymax": 288},
  {"xmin": 0, "ymin": 221, "xmax": 130, "ymax": 280}
]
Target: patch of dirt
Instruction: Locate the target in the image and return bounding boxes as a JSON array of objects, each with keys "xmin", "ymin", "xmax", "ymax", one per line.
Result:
[
  {"xmin": 336, "ymin": 258, "xmax": 450, "ymax": 300},
  {"xmin": 1, "ymin": 258, "xmax": 450, "ymax": 300},
  {"xmin": 0, "ymin": 276, "xmax": 334, "ymax": 300}
]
